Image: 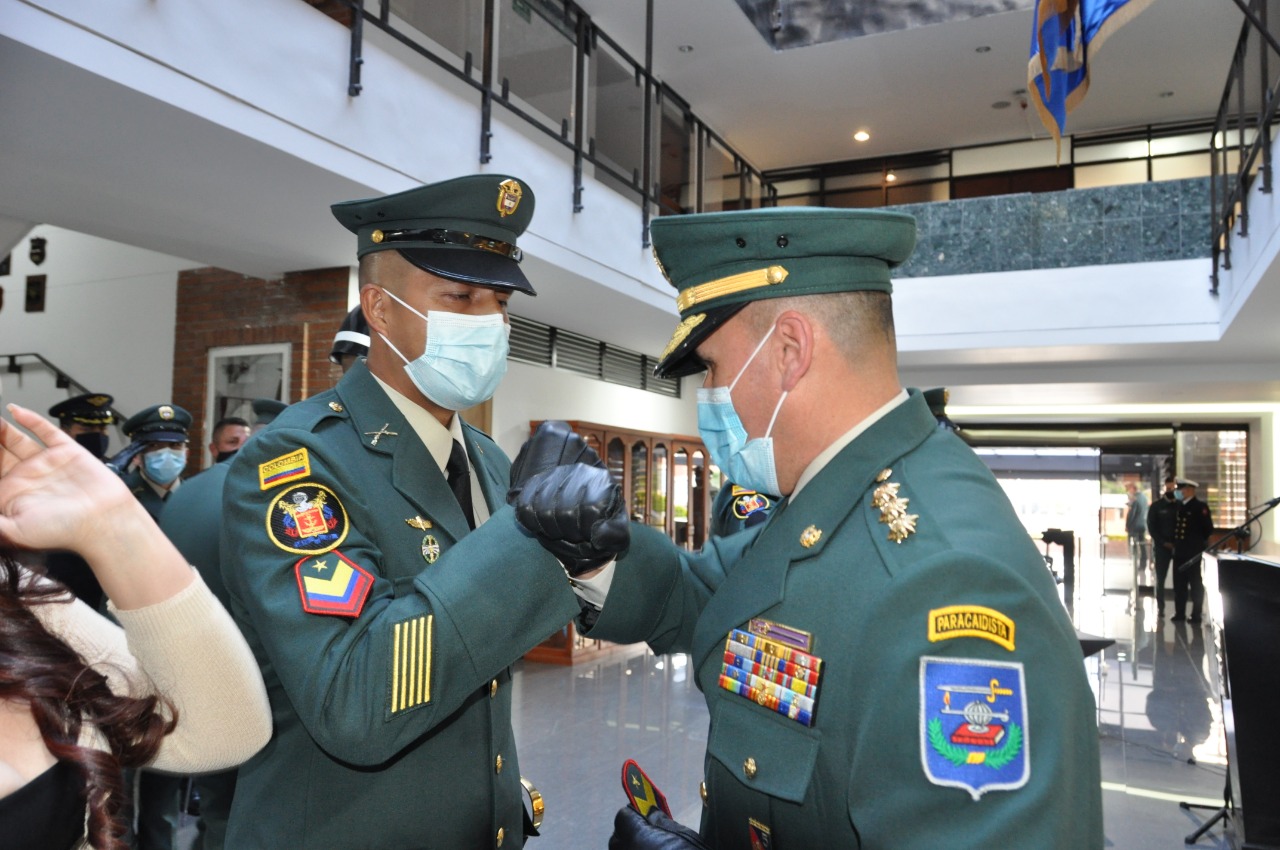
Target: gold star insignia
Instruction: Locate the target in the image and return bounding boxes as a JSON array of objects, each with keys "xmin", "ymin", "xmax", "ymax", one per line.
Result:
[
  {"xmin": 887, "ymin": 513, "xmax": 919, "ymax": 543},
  {"xmin": 313, "ymin": 559, "xmax": 329, "ymax": 572},
  {"xmin": 872, "ymin": 481, "xmax": 901, "ymax": 509},
  {"xmin": 872, "ymin": 472, "xmax": 919, "ymax": 543},
  {"xmin": 799, "ymin": 525, "xmax": 822, "ymax": 548},
  {"xmin": 876, "ymin": 468, "xmax": 893, "ymax": 482},
  {"xmin": 329, "ymin": 401, "xmax": 344, "ymax": 412}
]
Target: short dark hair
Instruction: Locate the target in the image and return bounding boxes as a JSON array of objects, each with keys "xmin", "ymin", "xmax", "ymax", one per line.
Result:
[
  {"xmin": 1164, "ymin": 475, "xmax": 1177, "ymax": 484},
  {"xmin": 213, "ymin": 417, "xmax": 250, "ymax": 435}
]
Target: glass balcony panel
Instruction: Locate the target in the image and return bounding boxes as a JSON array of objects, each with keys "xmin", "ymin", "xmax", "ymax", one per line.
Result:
[
  {"xmin": 588, "ymin": 38, "xmax": 644, "ymax": 196},
  {"xmin": 1149, "ymin": 132, "xmax": 1212, "ymax": 157},
  {"xmin": 1075, "ymin": 160, "xmax": 1147, "ymax": 189},
  {"xmin": 496, "ymin": 2, "xmax": 576, "ymax": 137},
  {"xmin": 1152, "ymin": 153, "xmax": 1212, "ymax": 182},
  {"xmin": 703, "ymin": 136, "xmax": 740, "ymax": 212},
  {"xmin": 388, "ymin": 0, "xmax": 485, "ymax": 78},
  {"xmin": 658, "ymin": 96, "xmax": 695, "ymax": 215}
]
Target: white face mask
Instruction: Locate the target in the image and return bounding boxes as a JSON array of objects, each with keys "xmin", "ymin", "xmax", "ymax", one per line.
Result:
[{"xmin": 378, "ymin": 289, "xmax": 510, "ymax": 410}]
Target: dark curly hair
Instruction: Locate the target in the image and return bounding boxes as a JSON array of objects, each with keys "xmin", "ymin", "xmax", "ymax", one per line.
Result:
[{"xmin": 0, "ymin": 552, "xmax": 177, "ymax": 850}]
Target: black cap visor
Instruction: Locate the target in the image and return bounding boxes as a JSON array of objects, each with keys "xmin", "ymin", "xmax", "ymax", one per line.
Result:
[
  {"xmin": 134, "ymin": 430, "xmax": 188, "ymax": 444},
  {"xmin": 653, "ymin": 303, "xmax": 746, "ymax": 380},
  {"xmin": 398, "ymin": 247, "xmax": 536, "ymax": 295}
]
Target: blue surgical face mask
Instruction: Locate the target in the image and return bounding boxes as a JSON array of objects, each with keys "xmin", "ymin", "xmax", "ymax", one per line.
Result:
[
  {"xmin": 696, "ymin": 324, "xmax": 787, "ymax": 498},
  {"xmin": 1175, "ymin": 489, "xmax": 1186, "ymax": 502},
  {"xmin": 143, "ymin": 447, "xmax": 186, "ymax": 486},
  {"xmin": 379, "ymin": 289, "xmax": 510, "ymax": 411}
]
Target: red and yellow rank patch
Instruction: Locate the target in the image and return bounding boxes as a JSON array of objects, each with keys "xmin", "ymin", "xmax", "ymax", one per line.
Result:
[{"xmin": 295, "ymin": 550, "xmax": 373, "ymax": 618}]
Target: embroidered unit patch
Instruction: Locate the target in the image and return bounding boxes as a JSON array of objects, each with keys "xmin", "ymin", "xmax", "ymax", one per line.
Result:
[
  {"xmin": 295, "ymin": 550, "xmax": 374, "ymax": 618},
  {"xmin": 928, "ymin": 605, "xmax": 1016, "ymax": 651},
  {"xmin": 267, "ymin": 482, "xmax": 348, "ymax": 554},
  {"xmin": 748, "ymin": 819, "xmax": 773, "ymax": 850},
  {"xmin": 258, "ymin": 449, "xmax": 311, "ymax": 490},
  {"xmin": 389, "ymin": 614, "xmax": 433, "ymax": 715},
  {"xmin": 920, "ymin": 656, "xmax": 1030, "ymax": 800},
  {"xmin": 731, "ymin": 486, "xmax": 772, "ymax": 520}
]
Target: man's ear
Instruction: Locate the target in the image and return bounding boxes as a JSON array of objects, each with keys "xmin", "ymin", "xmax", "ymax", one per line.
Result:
[
  {"xmin": 774, "ymin": 311, "xmax": 813, "ymax": 392},
  {"xmin": 360, "ymin": 281, "xmax": 389, "ymax": 337}
]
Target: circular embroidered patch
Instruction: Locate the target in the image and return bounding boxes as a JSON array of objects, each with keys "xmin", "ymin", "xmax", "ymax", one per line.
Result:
[
  {"xmin": 732, "ymin": 490, "xmax": 772, "ymax": 520},
  {"xmin": 266, "ymin": 482, "xmax": 349, "ymax": 555}
]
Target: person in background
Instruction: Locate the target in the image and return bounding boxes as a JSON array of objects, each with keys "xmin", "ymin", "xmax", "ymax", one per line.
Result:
[
  {"xmin": 1146, "ymin": 475, "xmax": 1178, "ymax": 618},
  {"xmin": 208, "ymin": 417, "xmax": 250, "ymax": 464},
  {"xmin": 329, "ymin": 305, "xmax": 371, "ymax": 375},
  {"xmin": 157, "ymin": 398, "xmax": 285, "ymax": 850},
  {"xmin": 520, "ymin": 207, "xmax": 1102, "ymax": 848},
  {"xmin": 0, "ymin": 403, "xmax": 270, "ymax": 850},
  {"xmin": 1171, "ymin": 478, "xmax": 1214, "ymax": 624},
  {"xmin": 1125, "ymin": 481, "xmax": 1149, "ymax": 592},
  {"xmin": 117, "ymin": 405, "xmax": 192, "ymax": 521},
  {"xmin": 43, "ymin": 393, "xmax": 119, "ymax": 609}
]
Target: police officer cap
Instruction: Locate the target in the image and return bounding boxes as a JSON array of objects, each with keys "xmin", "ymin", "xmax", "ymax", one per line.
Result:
[
  {"xmin": 329, "ymin": 306, "xmax": 370, "ymax": 364},
  {"xmin": 330, "ymin": 174, "xmax": 537, "ymax": 295},
  {"xmin": 1176, "ymin": 478, "xmax": 1199, "ymax": 488},
  {"xmin": 122, "ymin": 404, "xmax": 191, "ymax": 443},
  {"xmin": 49, "ymin": 393, "xmax": 116, "ymax": 426},
  {"xmin": 252, "ymin": 398, "xmax": 288, "ymax": 426},
  {"xmin": 650, "ymin": 207, "xmax": 917, "ymax": 378}
]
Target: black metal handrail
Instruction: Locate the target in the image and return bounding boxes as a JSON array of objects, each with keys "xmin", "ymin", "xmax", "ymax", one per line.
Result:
[
  {"xmin": 336, "ymin": 0, "xmax": 776, "ymax": 247},
  {"xmin": 1, "ymin": 352, "xmax": 127, "ymax": 423},
  {"xmin": 1212, "ymin": 0, "xmax": 1280, "ymax": 294}
]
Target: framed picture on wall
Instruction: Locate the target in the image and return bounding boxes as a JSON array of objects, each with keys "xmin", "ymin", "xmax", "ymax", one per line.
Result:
[{"xmin": 205, "ymin": 342, "xmax": 290, "ymax": 467}]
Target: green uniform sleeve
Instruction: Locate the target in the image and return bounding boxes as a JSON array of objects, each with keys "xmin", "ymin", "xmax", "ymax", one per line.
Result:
[{"xmin": 220, "ymin": 427, "xmax": 580, "ymax": 767}]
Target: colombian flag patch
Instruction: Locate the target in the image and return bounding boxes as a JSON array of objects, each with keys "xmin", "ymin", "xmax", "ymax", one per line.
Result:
[
  {"xmin": 295, "ymin": 550, "xmax": 374, "ymax": 618},
  {"xmin": 259, "ymin": 448, "xmax": 311, "ymax": 490}
]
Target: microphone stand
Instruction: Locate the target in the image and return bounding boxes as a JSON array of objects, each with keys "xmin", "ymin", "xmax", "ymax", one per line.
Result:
[{"xmin": 1177, "ymin": 495, "xmax": 1280, "ymax": 845}]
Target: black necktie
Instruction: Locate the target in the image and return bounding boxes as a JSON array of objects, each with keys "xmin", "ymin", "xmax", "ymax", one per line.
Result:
[{"xmin": 446, "ymin": 440, "xmax": 476, "ymax": 530}]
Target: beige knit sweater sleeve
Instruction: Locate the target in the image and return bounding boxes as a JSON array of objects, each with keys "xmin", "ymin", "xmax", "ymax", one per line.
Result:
[{"xmin": 32, "ymin": 569, "xmax": 271, "ymax": 773}]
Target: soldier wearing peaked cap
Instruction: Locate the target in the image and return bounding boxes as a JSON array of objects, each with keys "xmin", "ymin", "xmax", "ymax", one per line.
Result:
[
  {"xmin": 49, "ymin": 392, "xmax": 117, "ymax": 460},
  {"xmin": 219, "ymin": 175, "xmax": 613, "ymax": 849},
  {"xmin": 117, "ymin": 403, "xmax": 192, "ymax": 521},
  {"xmin": 542, "ymin": 208, "xmax": 1102, "ymax": 849},
  {"xmin": 330, "ymin": 305, "xmax": 371, "ymax": 374},
  {"xmin": 1171, "ymin": 479, "xmax": 1214, "ymax": 623}
]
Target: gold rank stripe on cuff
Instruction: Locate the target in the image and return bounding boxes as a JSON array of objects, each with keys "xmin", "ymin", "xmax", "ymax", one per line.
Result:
[
  {"xmin": 675, "ymin": 265, "xmax": 789, "ymax": 313},
  {"xmin": 390, "ymin": 614, "xmax": 433, "ymax": 715}
]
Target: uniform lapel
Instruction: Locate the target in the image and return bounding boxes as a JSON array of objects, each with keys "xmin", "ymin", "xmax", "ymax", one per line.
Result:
[
  {"xmin": 690, "ymin": 391, "xmax": 938, "ymax": 671},
  {"xmin": 335, "ymin": 364, "xmax": 472, "ymax": 542},
  {"xmin": 460, "ymin": 421, "xmax": 507, "ymax": 514}
]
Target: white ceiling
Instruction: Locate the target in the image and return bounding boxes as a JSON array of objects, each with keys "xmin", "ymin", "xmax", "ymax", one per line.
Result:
[{"xmin": 576, "ymin": 0, "xmax": 1244, "ymax": 169}]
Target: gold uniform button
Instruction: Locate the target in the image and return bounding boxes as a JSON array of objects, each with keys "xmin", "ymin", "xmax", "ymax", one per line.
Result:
[
  {"xmin": 490, "ymin": 679, "xmax": 498, "ymax": 698},
  {"xmin": 699, "ymin": 781, "xmax": 708, "ymax": 804},
  {"xmin": 743, "ymin": 757, "xmax": 757, "ymax": 779},
  {"xmin": 495, "ymin": 754, "xmax": 504, "ymax": 774},
  {"xmin": 496, "ymin": 827, "xmax": 505, "ymax": 847}
]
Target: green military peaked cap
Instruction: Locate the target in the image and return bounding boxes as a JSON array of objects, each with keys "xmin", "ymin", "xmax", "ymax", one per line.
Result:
[
  {"xmin": 331, "ymin": 174, "xmax": 537, "ymax": 294},
  {"xmin": 122, "ymin": 403, "xmax": 192, "ymax": 442},
  {"xmin": 49, "ymin": 392, "xmax": 116, "ymax": 426},
  {"xmin": 650, "ymin": 207, "xmax": 917, "ymax": 378}
]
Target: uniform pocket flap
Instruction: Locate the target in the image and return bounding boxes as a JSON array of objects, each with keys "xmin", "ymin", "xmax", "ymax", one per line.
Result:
[{"xmin": 707, "ymin": 696, "xmax": 821, "ymax": 803}]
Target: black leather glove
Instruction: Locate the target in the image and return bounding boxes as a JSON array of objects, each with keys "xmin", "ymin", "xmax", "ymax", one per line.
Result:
[
  {"xmin": 609, "ymin": 806, "xmax": 710, "ymax": 850},
  {"xmin": 513, "ymin": 463, "xmax": 628, "ymax": 576},
  {"xmin": 508, "ymin": 420, "xmax": 604, "ymax": 504}
]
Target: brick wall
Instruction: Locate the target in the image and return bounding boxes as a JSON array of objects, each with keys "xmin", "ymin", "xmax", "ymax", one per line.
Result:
[{"xmin": 172, "ymin": 266, "xmax": 349, "ymax": 471}]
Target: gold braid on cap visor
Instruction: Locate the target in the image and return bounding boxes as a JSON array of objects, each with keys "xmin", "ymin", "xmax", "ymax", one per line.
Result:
[
  {"xmin": 675, "ymin": 265, "xmax": 788, "ymax": 313},
  {"xmin": 369, "ymin": 228, "xmax": 523, "ymax": 261}
]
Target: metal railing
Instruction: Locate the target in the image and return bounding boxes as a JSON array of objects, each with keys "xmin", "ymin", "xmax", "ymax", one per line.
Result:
[
  {"xmin": 1, "ymin": 352, "xmax": 127, "ymax": 423},
  {"xmin": 1211, "ymin": 0, "xmax": 1280, "ymax": 293},
  {"xmin": 336, "ymin": 0, "xmax": 776, "ymax": 245}
]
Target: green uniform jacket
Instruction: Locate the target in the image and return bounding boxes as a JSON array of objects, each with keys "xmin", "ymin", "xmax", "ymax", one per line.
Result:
[
  {"xmin": 121, "ymin": 468, "xmax": 169, "ymax": 521},
  {"xmin": 590, "ymin": 391, "xmax": 1103, "ymax": 849},
  {"xmin": 220, "ymin": 362, "xmax": 580, "ymax": 849}
]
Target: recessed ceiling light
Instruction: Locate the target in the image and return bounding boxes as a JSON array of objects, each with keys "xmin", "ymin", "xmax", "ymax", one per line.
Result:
[
  {"xmin": 886, "ymin": 171, "xmax": 897, "ymax": 182},
  {"xmin": 854, "ymin": 130, "xmax": 870, "ymax": 142},
  {"xmin": 992, "ymin": 101, "xmax": 1012, "ymax": 109},
  {"xmin": 975, "ymin": 45, "xmax": 992, "ymax": 53},
  {"xmin": 677, "ymin": 44, "xmax": 694, "ymax": 53},
  {"xmin": 1159, "ymin": 90, "xmax": 1175, "ymax": 98}
]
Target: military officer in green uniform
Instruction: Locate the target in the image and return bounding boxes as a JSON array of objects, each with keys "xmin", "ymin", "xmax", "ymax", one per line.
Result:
[
  {"xmin": 219, "ymin": 176, "xmax": 597, "ymax": 849},
  {"xmin": 563, "ymin": 208, "xmax": 1102, "ymax": 849},
  {"xmin": 44, "ymin": 392, "xmax": 119, "ymax": 607},
  {"xmin": 117, "ymin": 403, "xmax": 192, "ymax": 521}
]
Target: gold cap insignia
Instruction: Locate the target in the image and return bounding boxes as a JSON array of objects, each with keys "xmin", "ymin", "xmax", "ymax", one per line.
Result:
[
  {"xmin": 651, "ymin": 244, "xmax": 671, "ymax": 284},
  {"xmin": 799, "ymin": 525, "xmax": 822, "ymax": 548},
  {"xmin": 497, "ymin": 179, "xmax": 523, "ymax": 217},
  {"xmin": 661, "ymin": 313, "xmax": 707, "ymax": 361},
  {"xmin": 87, "ymin": 395, "xmax": 110, "ymax": 407},
  {"xmin": 371, "ymin": 229, "xmax": 385, "ymax": 243},
  {"xmin": 873, "ymin": 476, "xmax": 919, "ymax": 543},
  {"xmin": 405, "ymin": 516, "xmax": 434, "ymax": 530},
  {"xmin": 329, "ymin": 401, "xmax": 345, "ymax": 412},
  {"xmin": 158, "ymin": 405, "xmax": 174, "ymax": 420}
]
